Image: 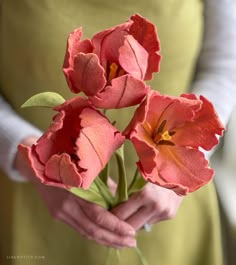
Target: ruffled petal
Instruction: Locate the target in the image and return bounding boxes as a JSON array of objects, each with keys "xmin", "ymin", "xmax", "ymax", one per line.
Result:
[
  {"xmin": 89, "ymin": 75, "xmax": 149, "ymax": 109},
  {"xmin": 129, "ymin": 126, "xmax": 158, "ymax": 174},
  {"xmin": 67, "ymin": 53, "xmax": 106, "ymax": 95},
  {"xmin": 119, "ymin": 35, "xmax": 148, "ymax": 80},
  {"xmin": 63, "ymin": 28, "xmax": 93, "ymax": 91},
  {"xmin": 54, "ymin": 96, "xmax": 91, "ymax": 112},
  {"xmin": 92, "ymin": 21, "xmax": 132, "ymax": 68},
  {"xmin": 35, "ymin": 111, "xmax": 75, "ymax": 164},
  {"xmin": 18, "ymin": 144, "xmax": 45, "ymax": 182},
  {"xmin": 63, "ymin": 28, "xmax": 93, "ymax": 69},
  {"xmin": 173, "ymin": 95, "xmax": 225, "ymax": 150},
  {"xmin": 76, "ymin": 108, "xmax": 125, "ymax": 189},
  {"xmin": 130, "ymin": 14, "xmax": 161, "ymax": 80},
  {"xmin": 146, "ymin": 92, "xmax": 201, "ymax": 131},
  {"xmin": 141, "ymin": 145, "xmax": 214, "ymax": 195},
  {"xmin": 44, "ymin": 153, "xmax": 82, "ymax": 188}
]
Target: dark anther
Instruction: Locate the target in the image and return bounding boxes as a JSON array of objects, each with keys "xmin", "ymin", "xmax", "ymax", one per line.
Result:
[
  {"xmin": 158, "ymin": 140, "xmax": 175, "ymax": 146},
  {"xmin": 156, "ymin": 120, "xmax": 167, "ymax": 134}
]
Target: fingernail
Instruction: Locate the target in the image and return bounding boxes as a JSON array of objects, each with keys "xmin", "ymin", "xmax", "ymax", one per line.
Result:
[
  {"xmin": 127, "ymin": 229, "xmax": 136, "ymax": 236},
  {"xmin": 127, "ymin": 239, "xmax": 136, "ymax": 248}
]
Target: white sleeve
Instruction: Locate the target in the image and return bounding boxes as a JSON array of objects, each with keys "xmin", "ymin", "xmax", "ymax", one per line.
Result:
[
  {"xmin": 0, "ymin": 96, "xmax": 42, "ymax": 181},
  {"xmin": 192, "ymin": 0, "xmax": 236, "ymax": 127}
]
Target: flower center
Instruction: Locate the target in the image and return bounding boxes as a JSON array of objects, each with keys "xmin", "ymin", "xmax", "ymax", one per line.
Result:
[
  {"xmin": 161, "ymin": 130, "xmax": 172, "ymax": 141},
  {"xmin": 108, "ymin": 63, "xmax": 125, "ymax": 82},
  {"xmin": 153, "ymin": 120, "xmax": 176, "ymax": 146}
]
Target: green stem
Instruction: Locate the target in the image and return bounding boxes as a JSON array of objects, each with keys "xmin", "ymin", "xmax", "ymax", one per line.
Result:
[
  {"xmin": 128, "ymin": 168, "xmax": 147, "ymax": 196},
  {"xmin": 128, "ymin": 167, "xmax": 139, "ymax": 191},
  {"xmin": 99, "ymin": 162, "xmax": 110, "ymax": 185},
  {"xmin": 115, "ymin": 145, "xmax": 128, "ymax": 204},
  {"xmin": 135, "ymin": 247, "xmax": 149, "ymax": 265},
  {"xmin": 94, "ymin": 177, "xmax": 115, "ymax": 209}
]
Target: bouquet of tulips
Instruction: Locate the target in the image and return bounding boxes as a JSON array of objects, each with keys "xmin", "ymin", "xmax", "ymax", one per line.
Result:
[{"xmin": 18, "ymin": 14, "xmax": 225, "ymax": 264}]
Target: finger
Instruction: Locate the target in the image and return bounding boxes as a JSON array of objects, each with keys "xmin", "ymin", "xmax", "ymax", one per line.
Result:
[
  {"xmin": 147, "ymin": 209, "xmax": 176, "ymax": 224},
  {"xmin": 62, "ymin": 195, "xmax": 137, "ymax": 248},
  {"xmin": 79, "ymin": 204, "xmax": 136, "ymax": 248},
  {"xmin": 78, "ymin": 197, "xmax": 136, "ymax": 237},
  {"xmin": 57, "ymin": 209, "xmax": 127, "ymax": 248},
  {"xmin": 125, "ymin": 206, "xmax": 154, "ymax": 231},
  {"xmin": 111, "ymin": 192, "xmax": 144, "ymax": 221}
]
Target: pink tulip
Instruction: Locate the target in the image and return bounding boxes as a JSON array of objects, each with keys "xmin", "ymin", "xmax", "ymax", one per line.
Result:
[
  {"xmin": 63, "ymin": 14, "xmax": 161, "ymax": 109},
  {"xmin": 18, "ymin": 97, "xmax": 125, "ymax": 189},
  {"xmin": 125, "ymin": 91, "xmax": 225, "ymax": 195}
]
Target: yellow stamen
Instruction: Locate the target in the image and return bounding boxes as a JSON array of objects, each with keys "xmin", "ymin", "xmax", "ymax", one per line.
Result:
[
  {"xmin": 108, "ymin": 63, "xmax": 118, "ymax": 81},
  {"xmin": 161, "ymin": 130, "xmax": 172, "ymax": 141}
]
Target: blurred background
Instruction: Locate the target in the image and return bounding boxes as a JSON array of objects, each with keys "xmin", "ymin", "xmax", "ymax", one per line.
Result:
[{"xmin": 212, "ymin": 105, "xmax": 236, "ymax": 265}]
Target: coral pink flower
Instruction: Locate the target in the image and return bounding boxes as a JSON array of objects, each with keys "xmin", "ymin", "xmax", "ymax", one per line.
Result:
[
  {"xmin": 18, "ymin": 97, "xmax": 125, "ymax": 189},
  {"xmin": 63, "ymin": 14, "xmax": 161, "ymax": 109},
  {"xmin": 125, "ymin": 91, "xmax": 225, "ymax": 195}
]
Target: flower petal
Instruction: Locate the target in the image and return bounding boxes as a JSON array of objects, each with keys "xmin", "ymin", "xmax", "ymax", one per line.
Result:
[
  {"xmin": 173, "ymin": 95, "xmax": 225, "ymax": 150},
  {"xmin": 140, "ymin": 145, "xmax": 214, "ymax": 195},
  {"xmin": 44, "ymin": 153, "xmax": 82, "ymax": 188},
  {"xmin": 67, "ymin": 53, "xmax": 106, "ymax": 95},
  {"xmin": 63, "ymin": 28, "xmax": 93, "ymax": 92},
  {"xmin": 18, "ymin": 144, "xmax": 45, "ymax": 183},
  {"xmin": 129, "ymin": 127, "xmax": 158, "ymax": 174},
  {"xmin": 76, "ymin": 108, "xmax": 125, "ymax": 189},
  {"xmin": 89, "ymin": 75, "xmax": 149, "ymax": 109},
  {"xmin": 63, "ymin": 28, "xmax": 93, "ymax": 69},
  {"xmin": 54, "ymin": 95, "xmax": 91, "ymax": 112},
  {"xmin": 92, "ymin": 21, "xmax": 132, "ymax": 68},
  {"xmin": 119, "ymin": 35, "xmax": 148, "ymax": 80},
  {"xmin": 125, "ymin": 91, "xmax": 201, "ymax": 137},
  {"xmin": 130, "ymin": 14, "xmax": 161, "ymax": 80}
]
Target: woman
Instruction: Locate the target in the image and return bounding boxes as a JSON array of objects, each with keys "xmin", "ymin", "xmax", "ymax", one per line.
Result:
[{"xmin": 1, "ymin": 0, "xmax": 236, "ymax": 264}]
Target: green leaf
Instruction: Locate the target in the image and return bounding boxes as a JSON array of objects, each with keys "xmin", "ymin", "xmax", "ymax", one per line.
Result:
[
  {"xmin": 128, "ymin": 175, "xmax": 147, "ymax": 195},
  {"xmin": 115, "ymin": 145, "xmax": 128, "ymax": 204},
  {"xmin": 128, "ymin": 168, "xmax": 147, "ymax": 195},
  {"xmin": 69, "ymin": 181, "xmax": 109, "ymax": 209},
  {"xmin": 21, "ymin": 92, "xmax": 65, "ymax": 108},
  {"xmin": 94, "ymin": 177, "xmax": 115, "ymax": 209},
  {"xmin": 99, "ymin": 162, "xmax": 110, "ymax": 185}
]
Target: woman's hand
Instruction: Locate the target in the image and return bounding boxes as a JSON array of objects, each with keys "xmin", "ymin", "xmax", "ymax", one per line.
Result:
[
  {"xmin": 14, "ymin": 136, "xmax": 136, "ymax": 248},
  {"xmin": 111, "ymin": 182, "xmax": 183, "ymax": 231},
  {"xmin": 14, "ymin": 136, "xmax": 183, "ymax": 246}
]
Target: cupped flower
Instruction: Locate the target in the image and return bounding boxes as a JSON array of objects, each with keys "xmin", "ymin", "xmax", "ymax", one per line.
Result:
[
  {"xmin": 18, "ymin": 97, "xmax": 125, "ymax": 189},
  {"xmin": 125, "ymin": 91, "xmax": 225, "ymax": 195},
  {"xmin": 63, "ymin": 14, "xmax": 161, "ymax": 109}
]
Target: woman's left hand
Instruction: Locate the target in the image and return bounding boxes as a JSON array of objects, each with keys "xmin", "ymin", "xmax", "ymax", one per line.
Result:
[{"xmin": 111, "ymin": 182, "xmax": 183, "ymax": 231}]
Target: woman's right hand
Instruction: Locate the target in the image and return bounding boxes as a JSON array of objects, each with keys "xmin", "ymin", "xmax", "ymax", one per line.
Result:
[{"xmin": 14, "ymin": 136, "xmax": 136, "ymax": 248}]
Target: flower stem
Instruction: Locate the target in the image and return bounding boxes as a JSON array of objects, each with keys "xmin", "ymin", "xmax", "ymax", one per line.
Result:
[
  {"xmin": 94, "ymin": 177, "xmax": 115, "ymax": 209},
  {"xmin": 115, "ymin": 145, "xmax": 128, "ymax": 204},
  {"xmin": 135, "ymin": 247, "xmax": 149, "ymax": 265}
]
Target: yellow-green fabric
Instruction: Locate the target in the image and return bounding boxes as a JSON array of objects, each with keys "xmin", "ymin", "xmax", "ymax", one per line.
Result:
[{"xmin": 0, "ymin": 0, "xmax": 223, "ymax": 264}]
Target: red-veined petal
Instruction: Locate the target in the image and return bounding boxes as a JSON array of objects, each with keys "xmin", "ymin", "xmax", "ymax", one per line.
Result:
[
  {"xmin": 173, "ymin": 95, "xmax": 225, "ymax": 150},
  {"xmin": 68, "ymin": 53, "xmax": 106, "ymax": 95},
  {"xmin": 45, "ymin": 153, "xmax": 82, "ymax": 188},
  {"xmin": 76, "ymin": 108, "xmax": 125, "ymax": 189},
  {"xmin": 141, "ymin": 145, "xmax": 214, "ymax": 195},
  {"xmin": 119, "ymin": 35, "xmax": 148, "ymax": 80},
  {"xmin": 130, "ymin": 14, "xmax": 161, "ymax": 80},
  {"xmin": 89, "ymin": 75, "xmax": 149, "ymax": 109}
]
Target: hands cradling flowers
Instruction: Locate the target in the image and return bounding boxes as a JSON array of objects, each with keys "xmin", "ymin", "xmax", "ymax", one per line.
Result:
[
  {"xmin": 17, "ymin": 14, "xmax": 225, "ymax": 248},
  {"xmin": 16, "ymin": 138, "xmax": 183, "ymax": 248}
]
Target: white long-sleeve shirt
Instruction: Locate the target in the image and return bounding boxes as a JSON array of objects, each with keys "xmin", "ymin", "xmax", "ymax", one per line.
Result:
[{"xmin": 1, "ymin": 0, "xmax": 236, "ymax": 181}]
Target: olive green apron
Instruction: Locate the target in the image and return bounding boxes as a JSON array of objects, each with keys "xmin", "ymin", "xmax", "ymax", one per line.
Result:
[{"xmin": 0, "ymin": 0, "xmax": 223, "ymax": 264}]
